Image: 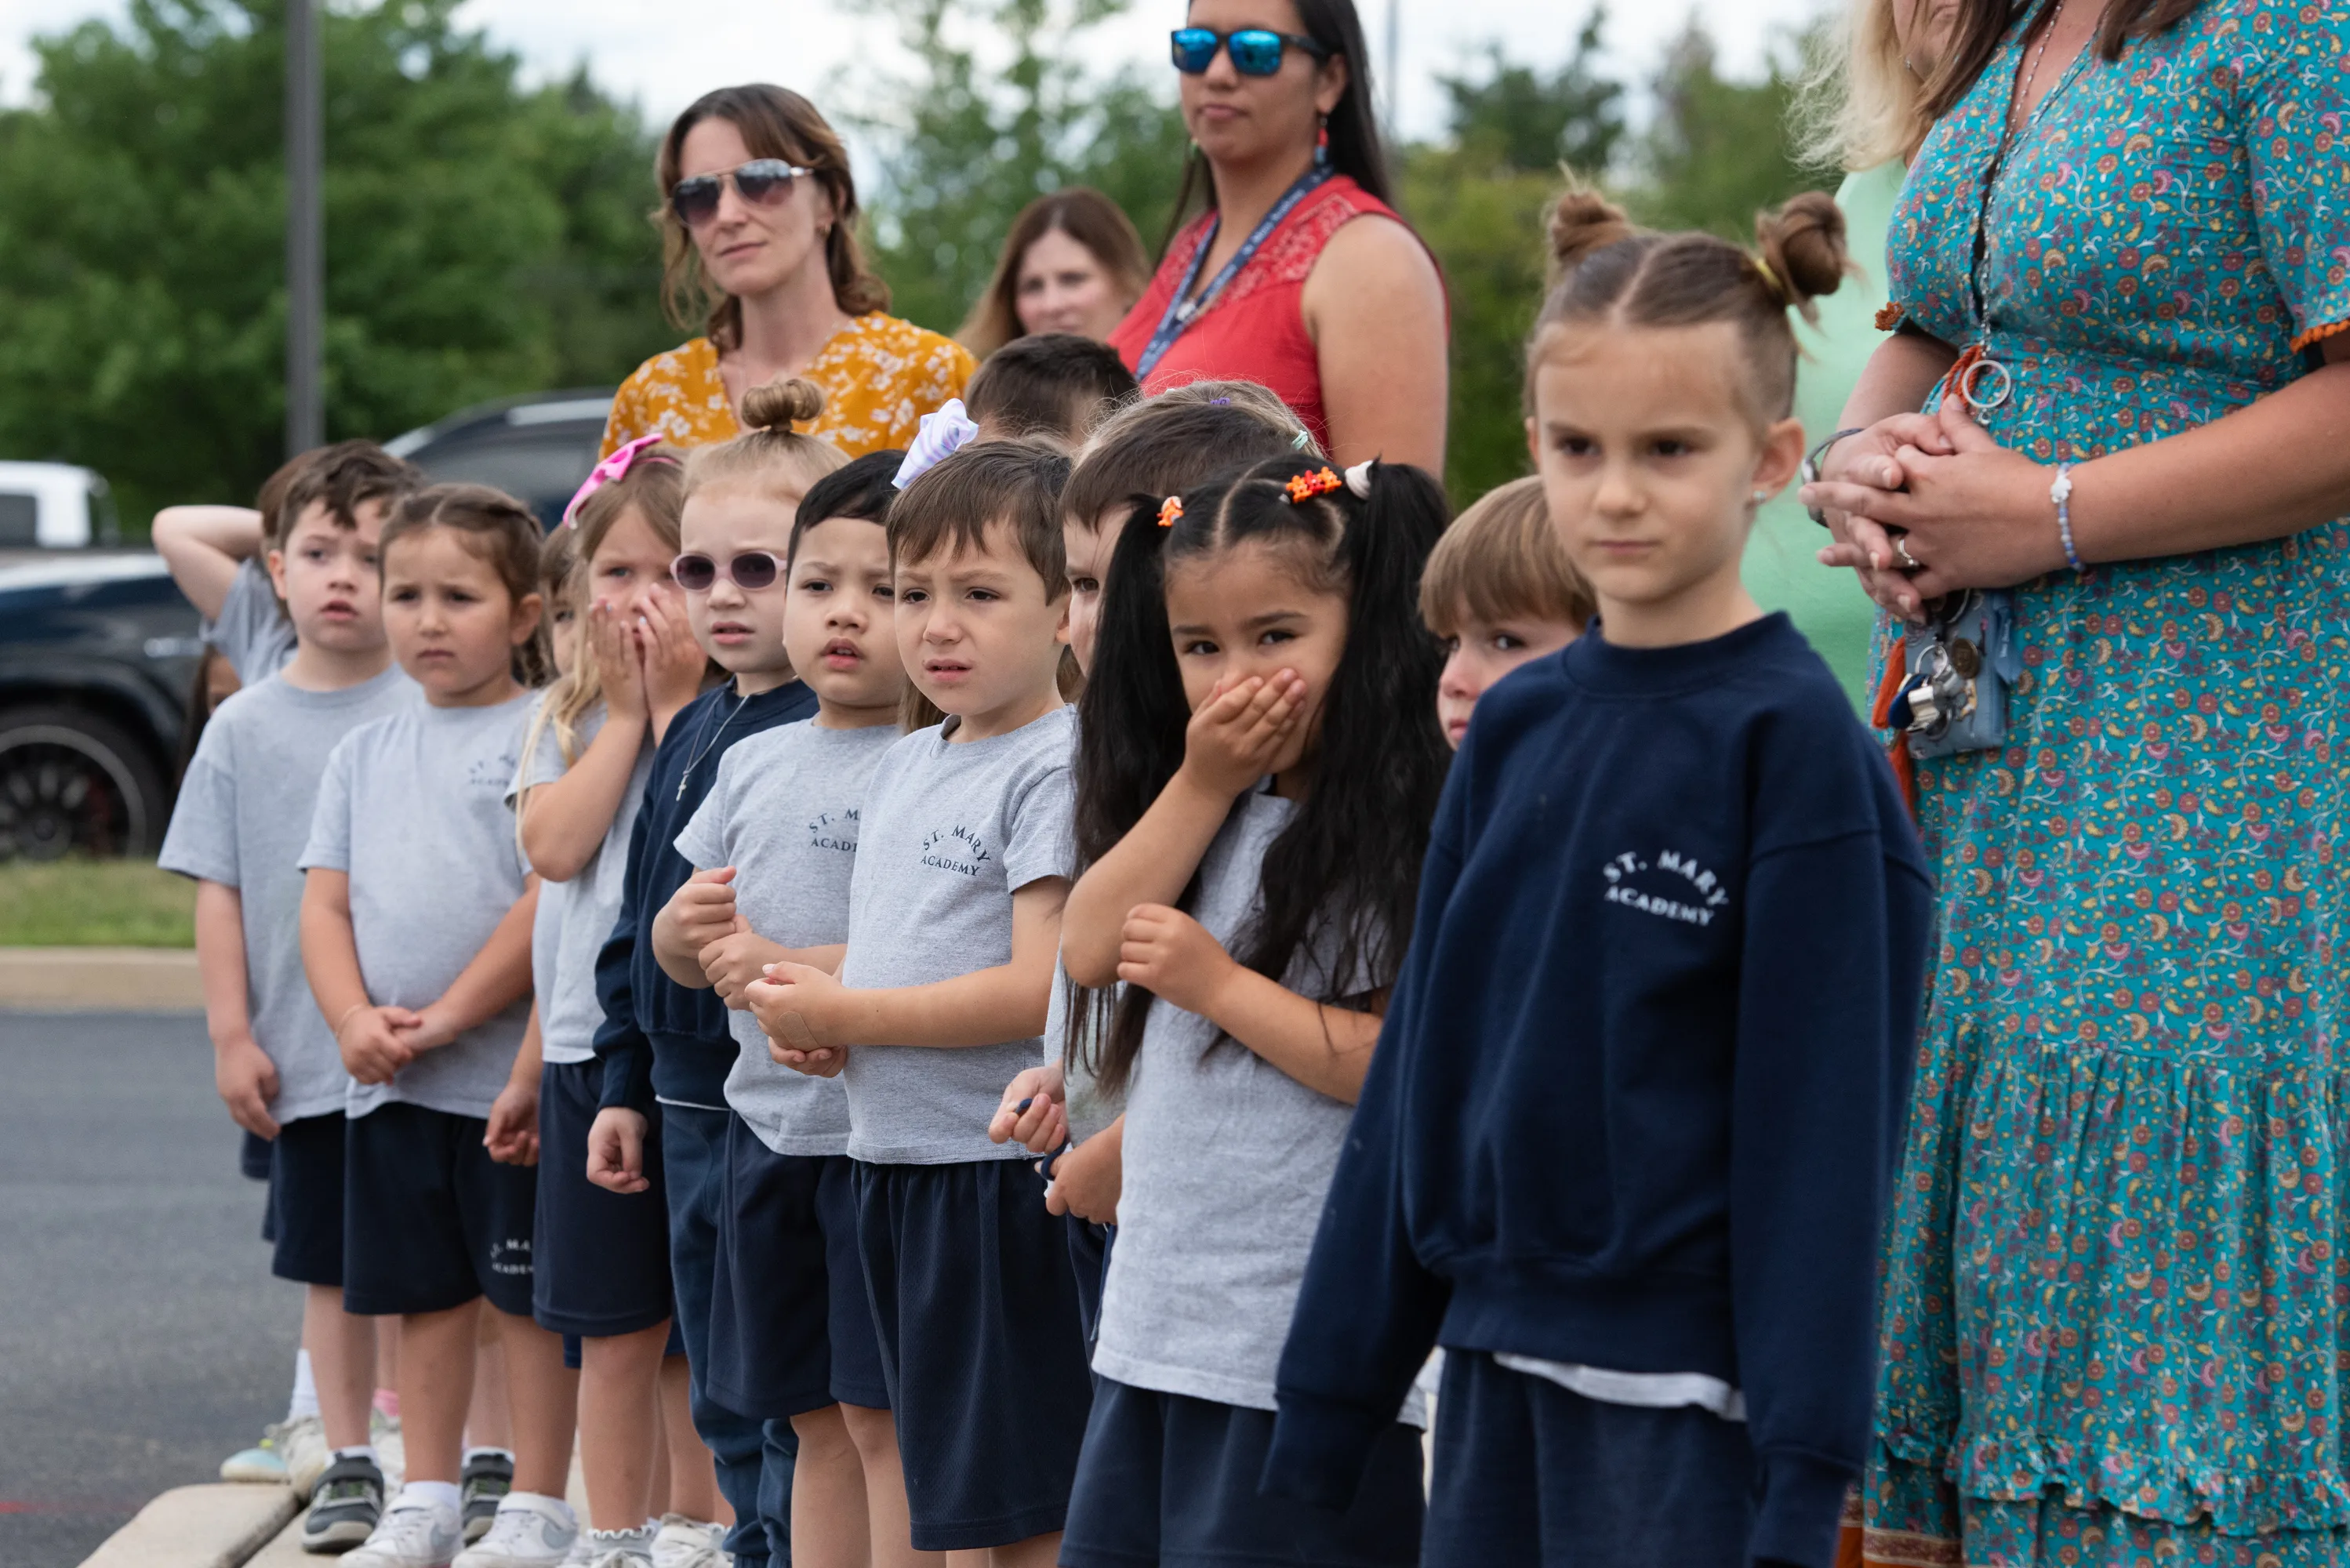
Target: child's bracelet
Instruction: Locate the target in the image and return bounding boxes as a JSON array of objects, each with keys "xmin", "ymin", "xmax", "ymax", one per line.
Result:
[
  {"xmin": 332, "ymin": 1003, "xmax": 366, "ymax": 1039},
  {"xmin": 2051, "ymin": 462, "xmax": 2083, "ymax": 574}
]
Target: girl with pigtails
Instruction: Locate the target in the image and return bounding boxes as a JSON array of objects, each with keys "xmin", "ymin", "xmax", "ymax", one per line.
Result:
[{"xmin": 1052, "ymin": 453, "xmax": 1452, "ymax": 1566}]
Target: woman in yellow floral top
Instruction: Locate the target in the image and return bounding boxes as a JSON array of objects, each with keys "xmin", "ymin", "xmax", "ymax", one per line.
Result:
[{"xmin": 603, "ymin": 84, "xmax": 974, "ymax": 459}]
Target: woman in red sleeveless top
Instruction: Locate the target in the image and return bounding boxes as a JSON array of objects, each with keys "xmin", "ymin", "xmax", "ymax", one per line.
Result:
[{"xmin": 1108, "ymin": 0, "xmax": 1448, "ymax": 473}]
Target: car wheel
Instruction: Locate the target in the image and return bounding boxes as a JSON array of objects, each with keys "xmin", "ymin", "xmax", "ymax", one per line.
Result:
[{"xmin": 0, "ymin": 705, "xmax": 169, "ymax": 860}]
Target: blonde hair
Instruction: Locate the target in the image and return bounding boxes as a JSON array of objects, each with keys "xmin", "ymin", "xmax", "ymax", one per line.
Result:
[
  {"xmin": 517, "ymin": 446, "xmax": 692, "ymax": 808},
  {"xmin": 1419, "ymin": 477, "xmax": 1593, "ymax": 637},
  {"xmin": 683, "ymin": 377, "xmax": 851, "ymax": 506},
  {"xmin": 1794, "ymin": 0, "xmax": 1933, "ymax": 172}
]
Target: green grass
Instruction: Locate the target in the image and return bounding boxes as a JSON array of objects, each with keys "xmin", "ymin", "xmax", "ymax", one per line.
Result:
[{"xmin": 0, "ymin": 858, "xmax": 196, "ymax": 946}]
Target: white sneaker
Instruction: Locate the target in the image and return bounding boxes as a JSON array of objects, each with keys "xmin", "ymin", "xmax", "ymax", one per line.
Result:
[
  {"xmin": 648, "ymin": 1515, "xmax": 725, "ymax": 1568},
  {"xmin": 579, "ymin": 1524, "xmax": 655, "ymax": 1568},
  {"xmin": 344, "ymin": 1499, "xmax": 464, "ymax": 1568},
  {"xmin": 453, "ymin": 1494, "xmax": 579, "ymax": 1567},
  {"xmin": 278, "ymin": 1413, "xmax": 332, "ymax": 1499}
]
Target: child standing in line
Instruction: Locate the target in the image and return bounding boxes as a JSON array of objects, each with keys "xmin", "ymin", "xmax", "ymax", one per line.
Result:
[
  {"xmin": 961, "ymin": 332, "xmax": 1139, "ymax": 447},
  {"xmin": 656, "ymin": 451, "xmax": 913, "ymax": 1566},
  {"xmin": 746, "ymin": 441, "xmax": 1092, "ymax": 1566},
  {"xmin": 986, "ymin": 387, "xmax": 1328, "ymax": 1343},
  {"xmin": 1051, "ymin": 454, "xmax": 1451, "ymax": 1567},
  {"xmin": 584, "ymin": 379, "xmax": 848, "ymax": 1568},
  {"xmin": 160, "ymin": 456, "xmax": 420, "ymax": 1551},
  {"xmin": 1420, "ymin": 474, "xmax": 1593, "ymax": 750},
  {"xmin": 510, "ymin": 446, "xmax": 722, "ymax": 1566},
  {"xmin": 299, "ymin": 485, "xmax": 577, "ymax": 1568},
  {"xmin": 1261, "ymin": 192, "xmax": 1934, "ymax": 1568}
]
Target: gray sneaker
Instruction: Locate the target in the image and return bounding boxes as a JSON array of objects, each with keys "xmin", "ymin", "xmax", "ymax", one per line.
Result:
[
  {"xmin": 458, "ymin": 1451, "xmax": 514, "ymax": 1543},
  {"xmin": 303, "ymin": 1453, "xmax": 386, "ymax": 1553}
]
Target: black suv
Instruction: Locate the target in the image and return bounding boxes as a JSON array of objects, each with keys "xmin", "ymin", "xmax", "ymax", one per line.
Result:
[{"xmin": 0, "ymin": 390, "xmax": 612, "ymax": 858}]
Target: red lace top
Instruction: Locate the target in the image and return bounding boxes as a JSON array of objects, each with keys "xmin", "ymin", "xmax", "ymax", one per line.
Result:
[{"xmin": 1108, "ymin": 175, "xmax": 1424, "ymax": 451}]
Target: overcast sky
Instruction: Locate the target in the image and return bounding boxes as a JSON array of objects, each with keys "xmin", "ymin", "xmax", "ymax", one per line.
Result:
[{"xmin": 0, "ymin": 0, "xmax": 1828, "ymax": 143}]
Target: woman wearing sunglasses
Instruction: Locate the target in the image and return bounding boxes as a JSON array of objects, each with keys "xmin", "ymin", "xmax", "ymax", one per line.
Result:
[
  {"xmin": 1106, "ymin": 0, "xmax": 1447, "ymax": 474},
  {"xmin": 602, "ymin": 85, "xmax": 975, "ymax": 463}
]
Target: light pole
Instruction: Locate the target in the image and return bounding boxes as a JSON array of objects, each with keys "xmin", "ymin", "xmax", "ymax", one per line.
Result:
[{"xmin": 285, "ymin": 0, "xmax": 323, "ymax": 456}]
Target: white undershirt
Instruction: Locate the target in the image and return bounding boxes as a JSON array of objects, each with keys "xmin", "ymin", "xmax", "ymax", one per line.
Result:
[{"xmin": 1491, "ymin": 1356, "xmax": 1746, "ymax": 1421}]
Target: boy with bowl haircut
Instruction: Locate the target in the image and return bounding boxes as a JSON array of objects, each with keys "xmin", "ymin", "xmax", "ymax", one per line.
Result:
[
  {"xmin": 748, "ymin": 440, "xmax": 1093, "ymax": 1564},
  {"xmin": 158, "ymin": 455, "xmax": 419, "ymax": 1550}
]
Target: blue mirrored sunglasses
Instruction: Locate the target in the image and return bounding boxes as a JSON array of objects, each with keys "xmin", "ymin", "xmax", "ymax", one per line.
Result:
[{"xmin": 1170, "ymin": 27, "xmax": 1331, "ymax": 76}]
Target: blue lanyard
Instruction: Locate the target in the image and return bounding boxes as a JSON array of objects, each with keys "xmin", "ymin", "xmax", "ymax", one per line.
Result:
[{"xmin": 1135, "ymin": 165, "xmax": 1333, "ymax": 380}]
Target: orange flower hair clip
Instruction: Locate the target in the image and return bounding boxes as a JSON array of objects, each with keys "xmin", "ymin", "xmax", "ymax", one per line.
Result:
[
  {"xmin": 1157, "ymin": 495, "xmax": 1184, "ymax": 528},
  {"xmin": 1284, "ymin": 466, "xmax": 1343, "ymax": 504}
]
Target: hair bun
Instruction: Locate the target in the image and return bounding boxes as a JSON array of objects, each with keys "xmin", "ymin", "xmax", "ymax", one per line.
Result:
[
  {"xmin": 1755, "ymin": 191, "xmax": 1850, "ymax": 315},
  {"xmin": 1546, "ymin": 185, "xmax": 1637, "ymax": 275},
  {"xmin": 740, "ymin": 376, "xmax": 826, "ymax": 433}
]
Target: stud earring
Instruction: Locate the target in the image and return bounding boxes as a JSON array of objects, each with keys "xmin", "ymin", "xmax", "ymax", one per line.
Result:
[{"xmin": 1749, "ymin": 488, "xmax": 1768, "ymax": 506}]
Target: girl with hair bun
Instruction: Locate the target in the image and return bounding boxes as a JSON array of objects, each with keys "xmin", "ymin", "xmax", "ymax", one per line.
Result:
[
  {"xmin": 604, "ymin": 85, "xmax": 974, "ymax": 461},
  {"xmin": 1260, "ymin": 189, "xmax": 1933, "ymax": 1568}
]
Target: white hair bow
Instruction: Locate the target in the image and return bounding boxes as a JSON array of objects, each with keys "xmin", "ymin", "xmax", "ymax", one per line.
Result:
[{"xmin": 892, "ymin": 399, "xmax": 979, "ymax": 490}]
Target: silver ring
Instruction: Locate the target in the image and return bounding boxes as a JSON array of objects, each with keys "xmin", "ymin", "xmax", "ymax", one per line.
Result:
[{"xmin": 1892, "ymin": 535, "xmax": 1922, "ymax": 573}]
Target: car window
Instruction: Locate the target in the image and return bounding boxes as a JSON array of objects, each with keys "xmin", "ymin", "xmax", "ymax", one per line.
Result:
[
  {"xmin": 0, "ymin": 492, "xmax": 38, "ymax": 548},
  {"xmin": 408, "ymin": 426, "xmax": 604, "ymax": 531}
]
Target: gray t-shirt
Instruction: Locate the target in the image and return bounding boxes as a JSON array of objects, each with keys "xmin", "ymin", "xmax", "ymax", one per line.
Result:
[
  {"xmin": 205, "ymin": 557, "xmax": 299, "ymax": 684},
  {"xmin": 511, "ymin": 699, "xmax": 650, "ymax": 1067},
  {"xmin": 674, "ymin": 720, "xmax": 895, "ymax": 1156},
  {"xmin": 1091, "ymin": 789, "xmax": 1424, "ymax": 1424},
  {"xmin": 158, "ymin": 666, "xmax": 413, "ymax": 1123},
  {"xmin": 839, "ymin": 706, "xmax": 1077, "ymax": 1165},
  {"xmin": 300, "ymin": 691, "xmax": 537, "ymax": 1120}
]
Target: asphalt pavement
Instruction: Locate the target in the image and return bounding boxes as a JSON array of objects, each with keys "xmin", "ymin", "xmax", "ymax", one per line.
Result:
[{"xmin": 0, "ymin": 1010, "xmax": 299, "ymax": 1566}]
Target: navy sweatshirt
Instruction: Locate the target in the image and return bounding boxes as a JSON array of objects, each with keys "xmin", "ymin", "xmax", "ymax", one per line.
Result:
[
  {"xmin": 594, "ymin": 678, "xmax": 818, "ymax": 1114},
  {"xmin": 1262, "ymin": 615, "xmax": 1932, "ymax": 1568}
]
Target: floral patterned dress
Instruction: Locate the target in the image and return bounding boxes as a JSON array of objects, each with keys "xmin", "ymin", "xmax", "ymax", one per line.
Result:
[
  {"xmin": 600, "ymin": 311, "xmax": 974, "ymax": 459},
  {"xmin": 1867, "ymin": 2, "xmax": 2350, "ymax": 1565}
]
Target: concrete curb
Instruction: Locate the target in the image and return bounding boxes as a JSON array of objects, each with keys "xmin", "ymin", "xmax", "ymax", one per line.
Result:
[
  {"xmin": 0, "ymin": 947, "xmax": 202, "ymax": 1011},
  {"xmin": 77, "ymin": 1484, "xmax": 299, "ymax": 1568}
]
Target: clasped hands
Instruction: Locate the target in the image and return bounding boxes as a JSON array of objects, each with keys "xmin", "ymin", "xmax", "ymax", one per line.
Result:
[
  {"xmin": 336, "ymin": 1000, "xmax": 461, "ymax": 1085},
  {"xmin": 1798, "ymin": 398, "xmax": 2074, "ymax": 623}
]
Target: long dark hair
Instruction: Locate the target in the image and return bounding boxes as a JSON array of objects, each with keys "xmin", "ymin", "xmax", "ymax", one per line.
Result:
[
  {"xmin": 1070, "ymin": 454, "xmax": 1450, "ymax": 1096},
  {"xmin": 1924, "ymin": 0, "xmax": 2199, "ymax": 122},
  {"xmin": 1161, "ymin": 0, "xmax": 1393, "ymax": 253}
]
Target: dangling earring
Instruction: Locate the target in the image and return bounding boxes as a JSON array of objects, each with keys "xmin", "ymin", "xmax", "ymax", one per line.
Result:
[{"xmin": 1314, "ymin": 114, "xmax": 1330, "ymax": 168}]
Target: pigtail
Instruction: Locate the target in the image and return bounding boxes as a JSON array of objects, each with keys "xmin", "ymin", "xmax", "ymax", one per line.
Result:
[
  {"xmin": 1068, "ymin": 495, "xmax": 1192, "ymax": 1096},
  {"xmin": 1753, "ymin": 191, "xmax": 1850, "ymax": 325},
  {"xmin": 1241, "ymin": 459, "xmax": 1449, "ymax": 1017}
]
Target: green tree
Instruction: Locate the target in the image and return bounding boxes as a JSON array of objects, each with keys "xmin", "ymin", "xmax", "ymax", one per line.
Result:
[
  {"xmin": 845, "ymin": 0, "xmax": 1190, "ymax": 336},
  {"xmin": 1436, "ymin": 12, "xmax": 1623, "ymax": 176},
  {"xmin": 1626, "ymin": 20, "xmax": 1831, "ymax": 239},
  {"xmin": 0, "ymin": 0, "xmax": 670, "ymax": 531}
]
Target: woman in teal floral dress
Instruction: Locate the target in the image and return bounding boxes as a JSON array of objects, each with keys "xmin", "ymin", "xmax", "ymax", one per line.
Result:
[{"xmin": 1798, "ymin": 0, "xmax": 2350, "ymax": 1562}]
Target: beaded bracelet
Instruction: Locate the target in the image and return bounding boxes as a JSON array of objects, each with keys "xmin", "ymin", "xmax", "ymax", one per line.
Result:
[{"xmin": 2050, "ymin": 462, "xmax": 2083, "ymax": 573}]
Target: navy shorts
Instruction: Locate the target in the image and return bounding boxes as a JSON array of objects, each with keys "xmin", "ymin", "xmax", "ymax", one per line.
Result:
[
  {"xmin": 240, "ymin": 1127, "xmax": 274, "ymax": 1181},
  {"xmin": 855, "ymin": 1157, "xmax": 1094, "ymax": 1550},
  {"xmin": 709, "ymin": 1121, "xmax": 888, "ymax": 1418},
  {"xmin": 1062, "ymin": 1375, "xmax": 1424, "ymax": 1567},
  {"xmin": 266, "ymin": 1112, "xmax": 347, "ymax": 1287},
  {"xmin": 343, "ymin": 1101, "xmax": 537, "ymax": 1319},
  {"xmin": 532, "ymin": 1058, "xmax": 674, "ymax": 1338},
  {"xmin": 1425, "ymin": 1350, "xmax": 1767, "ymax": 1568}
]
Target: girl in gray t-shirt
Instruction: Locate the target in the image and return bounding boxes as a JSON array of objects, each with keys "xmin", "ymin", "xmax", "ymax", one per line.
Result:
[{"xmin": 1052, "ymin": 456, "xmax": 1452, "ymax": 1563}]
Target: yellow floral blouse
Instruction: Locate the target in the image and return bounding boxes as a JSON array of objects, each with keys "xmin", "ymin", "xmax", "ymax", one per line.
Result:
[{"xmin": 600, "ymin": 311, "xmax": 975, "ymax": 459}]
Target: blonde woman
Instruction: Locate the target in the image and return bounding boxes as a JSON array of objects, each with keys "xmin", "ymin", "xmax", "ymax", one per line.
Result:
[{"xmin": 1749, "ymin": 0, "xmax": 1956, "ymax": 713}]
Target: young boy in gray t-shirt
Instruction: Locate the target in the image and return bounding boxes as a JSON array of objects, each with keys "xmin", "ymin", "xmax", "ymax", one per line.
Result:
[
  {"xmin": 157, "ymin": 466, "xmax": 414, "ymax": 1548},
  {"xmin": 746, "ymin": 441, "xmax": 1095, "ymax": 1557}
]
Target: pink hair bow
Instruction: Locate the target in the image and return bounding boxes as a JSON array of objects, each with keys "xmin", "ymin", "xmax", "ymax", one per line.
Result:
[
  {"xmin": 563, "ymin": 434, "xmax": 670, "ymax": 528},
  {"xmin": 892, "ymin": 399, "xmax": 979, "ymax": 491}
]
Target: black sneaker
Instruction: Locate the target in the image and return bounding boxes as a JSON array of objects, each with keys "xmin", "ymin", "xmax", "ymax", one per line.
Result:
[
  {"xmin": 301, "ymin": 1452, "xmax": 384, "ymax": 1554},
  {"xmin": 459, "ymin": 1450, "xmax": 514, "ymax": 1544}
]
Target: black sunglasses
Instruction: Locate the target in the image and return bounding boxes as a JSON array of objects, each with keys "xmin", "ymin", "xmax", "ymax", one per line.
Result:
[
  {"xmin": 668, "ymin": 158, "xmax": 814, "ymax": 228},
  {"xmin": 1170, "ymin": 27, "xmax": 1331, "ymax": 76},
  {"xmin": 670, "ymin": 551, "xmax": 785, "ymax": 593}
]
